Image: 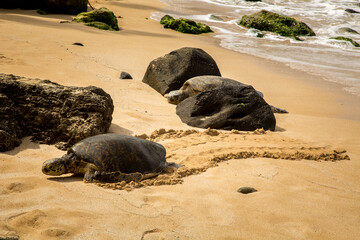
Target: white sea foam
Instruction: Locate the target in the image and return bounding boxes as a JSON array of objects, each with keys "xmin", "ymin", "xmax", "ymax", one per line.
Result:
[{"xmin": 158, "ymin": 0, "xmax": 360, "ymax": 96}]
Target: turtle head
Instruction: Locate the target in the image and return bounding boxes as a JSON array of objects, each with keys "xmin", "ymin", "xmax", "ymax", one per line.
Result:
[
  {"xmin": 166, "ymin": 90, "xmax": 186, "ymax": 104},
  {"xmin": 42, "ymin": 157, "xmax": 68, "ymax": 176}
]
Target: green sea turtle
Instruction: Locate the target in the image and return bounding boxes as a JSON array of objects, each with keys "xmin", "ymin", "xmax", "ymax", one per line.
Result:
[
  {"xmin": 165, "ymin": 76, "xmax": 288, "ymax": 113},
  {"xmin": 42, "ymin": 134, "xmax": 173, "ymax": 183}
]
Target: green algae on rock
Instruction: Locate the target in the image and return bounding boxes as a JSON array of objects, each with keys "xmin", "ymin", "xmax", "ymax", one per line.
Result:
[
  {"xmin": 239, "ymin": 10, "xmax": 315, "ymax": 39},
  {"xmin": 330, "ymin": 37, "xmax": 360, "ymax": 47},
  {"xmin": 86, "ymin": 21, "xmax": 113, "ymax": 31},
  {"xmin": 160, "ymin": 15, "xmax": 213, "ymax": 34},
  {"xmin": 73, "ymin": 7, "xmax": 119, "ymax": 31}
]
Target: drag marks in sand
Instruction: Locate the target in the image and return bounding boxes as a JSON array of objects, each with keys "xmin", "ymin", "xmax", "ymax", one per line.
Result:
[{"xmin": 97, "ymin": 128, "xmax": 349, "ymax": 191}]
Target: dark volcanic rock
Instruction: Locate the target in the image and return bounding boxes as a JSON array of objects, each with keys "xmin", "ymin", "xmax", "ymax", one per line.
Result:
[
  {"xmin": 237, "ymin": 187, "xmax": 258, "ymax": 194},
  {"xmin": 142, "ymin": 47, "xmax": 221, "ymax": 95},
  {"xmin": 120, "ymin": 72, "xmax": 133, "ymax": 79},
  {"xmin": 0, "ymin": 0, "xmax": 87, "ymax": 15},
  {"xmin": 345, "ymin": 9, "xmax": 360, "ymax": 14},
  {"xmin": 176, "ymin": 84, "xmax": 276, "ymax": 131},
  {"xmin": 0, "ymin": 74, "xmax": 114, "ymax": 152}
]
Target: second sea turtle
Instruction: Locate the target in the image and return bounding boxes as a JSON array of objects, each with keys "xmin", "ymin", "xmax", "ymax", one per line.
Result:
[{"xmin": 165, "ymin": 76, "xmax": 288, "ymax": 113}]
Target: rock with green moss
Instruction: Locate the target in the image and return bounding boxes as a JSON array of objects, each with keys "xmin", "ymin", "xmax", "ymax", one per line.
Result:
[
  {"xmin": 330, "ymin": 37, "xmax": 360, "ymax": 47},
  {"xmin": 86, "ymin": 21, "xmax": 114, "ymax": 31},
  {"xmin": 239, "ymin": 10, "xmax": 315, "ymax": 39},
  {"xmin": 73, "ymin": 8, "xmax": 119, "ymax": 31},
  {"xmin": 210, "ymin": 14, "xmax": 224, "ymax": 21},
  {"xmin": 160, "ymin": 15, "xmax": 213, "ymax": 34}
]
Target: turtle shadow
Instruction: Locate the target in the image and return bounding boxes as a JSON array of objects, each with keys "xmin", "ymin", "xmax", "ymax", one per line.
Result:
[
  {"xmin": 46, "ymin": 175, "xmax": 83, "ymax": 183},
  {"xmin": 108, "ymin": 124, "xmax": 133, "ymax": 136}
]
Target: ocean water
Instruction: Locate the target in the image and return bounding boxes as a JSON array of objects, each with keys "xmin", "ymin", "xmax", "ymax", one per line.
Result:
[{"xmin": 152, "ymin": 0, "xmax": 360, "ymax": 96}]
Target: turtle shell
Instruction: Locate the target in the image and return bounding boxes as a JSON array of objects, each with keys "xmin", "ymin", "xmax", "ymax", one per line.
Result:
[
  {"xmin": 181, "ymin": 76, "xmax": 249, "ymax": 95},
  {"xmin": 69, "ymin": 134, "xmax": 166, "ymax": 174}
]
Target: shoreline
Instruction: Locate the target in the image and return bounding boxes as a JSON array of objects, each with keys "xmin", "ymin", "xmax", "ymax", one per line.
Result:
[
  {"xmin": 156, "ymin": 0, "xmax": 360, "ymax": 99},
  {"xmin": 1, "ymin": 0, "xmax": 360, "ymax": 239}
]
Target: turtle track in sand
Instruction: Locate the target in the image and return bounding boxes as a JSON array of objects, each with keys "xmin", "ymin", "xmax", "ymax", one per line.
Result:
[{"xmin": 96, "ymin": 128, "xmax": 349, "ymax": 191}]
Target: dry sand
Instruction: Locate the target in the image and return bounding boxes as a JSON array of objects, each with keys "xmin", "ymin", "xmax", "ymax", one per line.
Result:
[{"xmin": 1, "ymin": 0, "xmax": 360, "ymax": 239}]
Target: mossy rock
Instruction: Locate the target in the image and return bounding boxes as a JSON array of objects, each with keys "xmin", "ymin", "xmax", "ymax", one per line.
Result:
[
  {"xmin": 85, "ymin": 21, "xmax": 114, "ymax": 31},
  {"xmin": 210, "ymin": 14, "xmax": 224, "ymax": 21},
  {"xmin": 73, "ymin": 7, "xmax": 119, "ymax": 31},
  {"xmin": 330, "ymin": 36, "xmax": 360, "ymax": 47},
  {"xmin": 160, "ymin": 15, "xmax": 213, "ymax": 34},
  {"xmin": 239, "ymin": 10, "xmax": 315, "ymax": 39}
]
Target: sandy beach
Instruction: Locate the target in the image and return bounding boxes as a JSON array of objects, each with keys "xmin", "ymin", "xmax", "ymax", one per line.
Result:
[{"xmin": 1, "ymin": 0, "xmax": 360, "ymax": 239}]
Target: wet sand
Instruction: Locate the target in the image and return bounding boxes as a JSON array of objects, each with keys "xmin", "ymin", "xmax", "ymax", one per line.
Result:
[{"xmin": 1, "ymin": 0, "xmax": 360, "ymax": 239}]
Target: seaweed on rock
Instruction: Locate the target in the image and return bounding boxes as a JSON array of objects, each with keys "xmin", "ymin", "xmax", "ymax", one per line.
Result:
[
  {"xmin": 160, "ymin": 15, "xmax": 213, "ymax": 34},
  {"xmin": 239, "ymin": 10, "xmax": 315, "ymax": 40},
  {"xmin": 73, "ymin": 7, "xmax": 119, "ymax": 31},
  {"xmin": 330, "ymin": 37, "xmax": 360, "ymax": 47}
]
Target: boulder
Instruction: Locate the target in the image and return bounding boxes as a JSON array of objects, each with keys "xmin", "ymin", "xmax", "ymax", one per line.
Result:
[
  {"xmin": 142, "ymin": 47, "xmax": 221, "ymax": 95},
  {"xmin": 73, "ymin": 7, "xmax": 119, "ymax": 31},
  {"xmin": 239, "ymin": 10, "xmax": 315, "ymax": 39},
  {"xmin": 0, "ymin": 0, "xmax": 87, "ymax": 15},
  {"xmin": 120, "ymin": 72, "xmax": 133, "ymax": 79},
  {"xmin": 345, "ymin": 9, "xmax": 360, "ymax": 14},
  {"xmin": 176, "ymin": 84, "xmax": 276, "ymax": 131},
  {"xmin": 0, "ymin": 74, "xmax": 114, "ymax": 152},
  {"xmin": 160, "ymin": 15, "xmax": 213, "ymax": 34}
]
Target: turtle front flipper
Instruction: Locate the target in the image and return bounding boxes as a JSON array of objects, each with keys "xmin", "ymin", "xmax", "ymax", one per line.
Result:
[{"xmin": 91, "ymin": 171, "xmax": 143, "ymax": 183}]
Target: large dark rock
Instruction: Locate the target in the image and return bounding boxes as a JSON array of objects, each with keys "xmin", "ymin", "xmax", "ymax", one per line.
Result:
[
  {"xmin": 239, "ymin": 10, "xmax": 315, "ymax": 39},
  {"xmin": 142, "ymin": 47, "xmax": 221, "ymax": 95},
  {"xmin": 0, "ymin": 0, "xmax": 87, "ymax": 15},
  {"xmin": 176, "ymin": 83, "xmax": 276, "ymax": 131},
  {"xmin": 0, "ymin": 74, "xmax": 114, "ymax": 152}
]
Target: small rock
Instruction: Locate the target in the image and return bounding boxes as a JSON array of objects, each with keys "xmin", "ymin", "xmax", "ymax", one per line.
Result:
[
  {"xmin": 209, "ymin": 14, "xmax": 224, "ymax": 21},
  {"xmin": 237, "ymin": 187, "xmax": 258, "ymax": 194},
  {"xmin": 60, "ymin": 20, "xmax": 71, "ymax": 24},
  {"xmin": 345, "ymin": 9, "xmax": 360, "ymax": 14},
  {"xmin": 72, "ymin": 42, "xmax": 84, "ymax": 46},
  {"xmin": 120, "ymin": 72, "xmax": 133, "ymax": 79},
  {"xmin": 338, "ymin": 27, "xmax": 359, "ymax": 35}
]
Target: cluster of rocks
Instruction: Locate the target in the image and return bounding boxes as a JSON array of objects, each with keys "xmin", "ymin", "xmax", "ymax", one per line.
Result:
[
  {"xmin": 142, "ymin": 47, "xmax": 279, "ymax": 132},
  {"xmin": 0, "ymin": 74, "xmax": 113, "ymax": 152}
]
